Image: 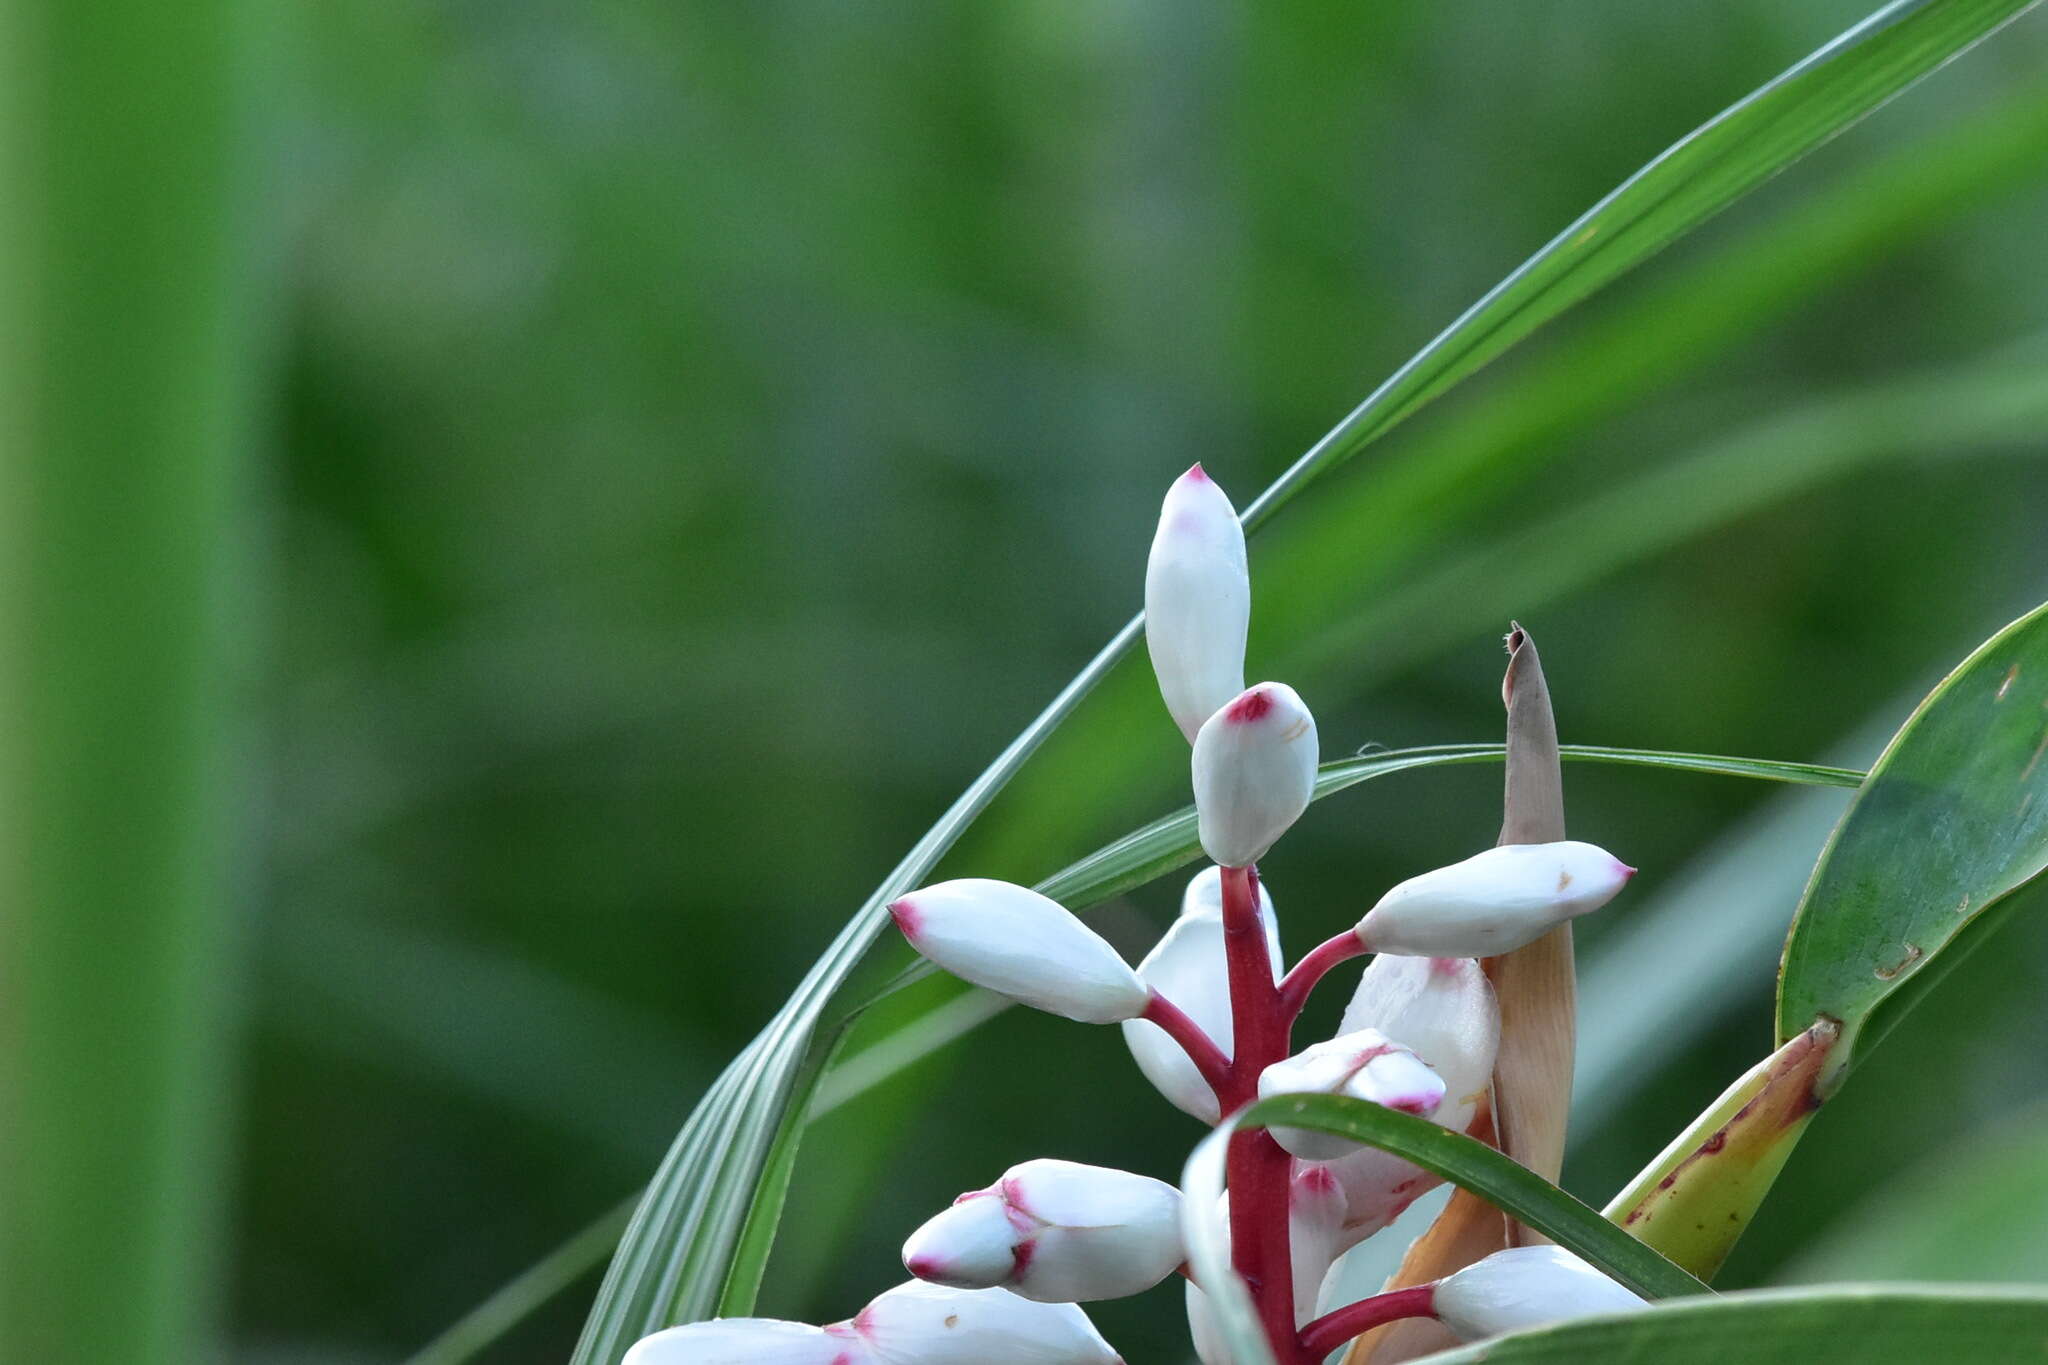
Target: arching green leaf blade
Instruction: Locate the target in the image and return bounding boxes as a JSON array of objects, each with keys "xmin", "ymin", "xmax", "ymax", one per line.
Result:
[{"xmin": 1230, "ymin": 1095, "xmax": 1709, "ymax": 1301}]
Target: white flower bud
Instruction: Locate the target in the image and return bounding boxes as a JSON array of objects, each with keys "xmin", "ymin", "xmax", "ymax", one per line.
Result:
[
  {"xmin": 1120, "ymin": 867, "xmax": 1282, "ymax": 1123},
  {"xmin": 858, "ymin": 1281, "xmax": 1124, "ymax": 1363},
  {"xmin": 1432, "ymin": 1245, "xmax": 1646, "ymax": 1342},
  {"xmin": 890, "ymin": 879, "xmax": 1149, "ymax": 1024},
  {"xmin": 1145, "ymin": 464, "xmax": 1249, "ymax": 744},
  {"xmin": 624, "ymin": 1319, "xmax": 864, "ymax": 1365},
  {"xmin": 1354, "ymin": 841, "xmax": 1635, "ymax": 957},
  {"xmin": 1257, "ymin": 1029, "xmax": 1445, "ymax": 1160},
  {"xmin": 1191, "ymin": 683, "xmax": 1319, "ymax": 868},
  {"xmin": 1322, "ymin": 955, "xmax": 1502, "ymax": 1240},
  {"xmin": 904, "ymin": 1159, "xmax": 1184, "ymax": 1303},
  {"xmin": 902, "ymin": 1190, "xmax": 1021, "ymax": 1291},
  {"xmin": 1341, "ymin": 954, "xmax": 1499, "ymax": 1133}
]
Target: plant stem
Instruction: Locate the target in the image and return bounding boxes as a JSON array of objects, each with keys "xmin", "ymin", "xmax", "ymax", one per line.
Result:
[
  {"xmin": 1278, "ymin": 929, "xmax": 1371, "ymax": 1022},
  {"xmin": 1142, "ymin": 990, "xmax": 1235, "ymax": 1103},
  {"xmin": 1220, "ymin": 864, "xmax": 1301, "ymax": 1358},
  {"xmin": 1297, "ymin": 1284, "xmax": 1438, "ymax": 1357}
]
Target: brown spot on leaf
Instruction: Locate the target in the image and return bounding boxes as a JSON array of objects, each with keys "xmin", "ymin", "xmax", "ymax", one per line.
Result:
[
  {"xmin": 1873, "ymin": 943, "xmax": 1924, "ymax": 981},
  {"xmin": 1998, "ymin": 664, "xmax": 2020, "ymax": 700}
]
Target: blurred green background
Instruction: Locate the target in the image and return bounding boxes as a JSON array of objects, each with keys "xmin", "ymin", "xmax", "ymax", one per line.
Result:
[{"xmin": 11, "ymin": 0, "xmax": 2048, "ymax": 1361}]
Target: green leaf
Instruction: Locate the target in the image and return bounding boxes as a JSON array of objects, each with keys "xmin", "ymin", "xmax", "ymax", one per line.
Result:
[
  {"xmin": 1240, "ymin": 1095, "xmax": 1710, "ymax": 1301},
  {"xmin": 1418, "ymin": 1286, "xmax": 2048, "ymax": 1363},
  {"xmin": 568, "ymin": 2, "xmax": 2038, "ymax": 1355},
  {"xmin": 1777, "ymin": 598, "xmax": 2048, "ymax": 1070}
]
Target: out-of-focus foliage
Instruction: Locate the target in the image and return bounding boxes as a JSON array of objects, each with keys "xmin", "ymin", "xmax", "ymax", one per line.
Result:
[{"xmin": 231, "ymin": 1, "xmax": 2048, "ymax": 1360}]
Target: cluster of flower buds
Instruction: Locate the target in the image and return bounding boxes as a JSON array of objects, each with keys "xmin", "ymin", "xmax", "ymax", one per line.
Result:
[{"xmin": 628, "ymin": 466, "xmax": 1644, "ymax": 1363}]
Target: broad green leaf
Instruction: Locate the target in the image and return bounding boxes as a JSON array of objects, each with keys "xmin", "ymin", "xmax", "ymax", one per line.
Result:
[
  {"xmin": 1777, "ymin": 598, "xmax": 2048, "ymax": 1071},
  {"xmin": 1610, "ymin": 599, "xmax": 2048, "ymax": 1282},
  {"xmin": 1228, "ymin": 1095, "xmax": 1710, "ymax": 1300},
  {"xmin": 1419, "ymin": 1286, "xmax": 2048, "ymax": 1364},
  {"xmin": 570, "ymin": 3, "xmax": 2039, "ymax": 1355}
]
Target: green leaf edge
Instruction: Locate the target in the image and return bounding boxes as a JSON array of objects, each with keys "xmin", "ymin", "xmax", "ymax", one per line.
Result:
[{"xmin": 1775, "ymin": 597, "xmax": 2048, "ymax": 1057}]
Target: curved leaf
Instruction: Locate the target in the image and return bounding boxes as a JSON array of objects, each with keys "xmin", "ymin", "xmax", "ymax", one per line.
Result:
[
  {"xmin": 1227, "ymin": 1095, "xmax": 1708, "ymax": 1300},
  {"xmin": 1419, "ymin": 1286, "xmax": 2048, "ymax": 1363},
  {"xmin": 1777, "ymin": 598, "xmax": 2048, "ymax": 1071}
]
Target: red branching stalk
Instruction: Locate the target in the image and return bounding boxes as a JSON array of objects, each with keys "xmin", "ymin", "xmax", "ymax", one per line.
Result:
[
  {"xmin": 1141, "ymin": 991, "xmax": 1235, "ymax": 1101},
  {"xmin": 1297, "ymin": 1284, "xmax": 1438, "ymax": 1358},
  {"xmin": 1278, "ymin": 929, "xmax": 1369, "ymax": 1023},
  {"xmin": 1219, "ymin": 864, "xmax": 1303, "ymax": 1360}
]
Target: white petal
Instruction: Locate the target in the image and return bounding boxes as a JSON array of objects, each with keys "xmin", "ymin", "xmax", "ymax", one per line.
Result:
[
  {"xmin": 857, "ymin": 1282, "xmax": 1123, "ymax": 1364},
  {"xmin": 623, "ymin": 1318, "xmax": 866, "ymax": 1365},
  {"xmin": 1001, "ymin": 1160, "xmax": 1184, "ymax": 1303},
  {"xmin": 1258, "ymin": 1029, "xmax": 1445, "ymax": 1160},
  {"xmin": 1146, "ymin": 465, "xmax": 1249, "ymax": 744},
  {"xmin": 903, "ymin": 1191, "xmax": 1024, "ymax": 1290},
  {"xmin": 1119, "ymin": 868, "xmax": 1281, "ymax": 1123},
  {"xmin": 1355, "ymin": 842, "xmax": 1635, "ymax": 957},
  {"xmin": 1324, "ymin": 955, "xmax": 1502, "ymax": 1239},
  {"xmin": 1341, "ymin": 954, "xmax": 1500, "ymax": 1132},
  {"xmin": 890, "ymin": 879, "xmax": 1149, "ymax": 1024},
  {"xmin": 1432, "ymin": 1246, "xmax": 1646, "ymax": 1342},
  {"xmin": 1288, "ymin": 1165, "xmax": 1351, "ymax": 1320},
  {"xmin": 1191, "ymin": 683, "xmax": 1319, "ymax": 869}
]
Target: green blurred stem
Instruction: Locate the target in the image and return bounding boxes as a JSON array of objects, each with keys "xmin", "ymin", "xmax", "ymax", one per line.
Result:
[{"xmin": 0, "ymin": 0, "xmax": 254, "ymax": 1359}]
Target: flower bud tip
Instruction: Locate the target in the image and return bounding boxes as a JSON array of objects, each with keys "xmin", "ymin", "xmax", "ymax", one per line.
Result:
[
  {"xmin": 1184, "ymin": 462, "xmax": 1208, "ymax": 481},
  {"xmin": 1223, "ymin": 687, "xmax": 1274, "ymax": 724},
  {"xmin": 887, "ymin": 898, "xmax": 922, "ymax": 941}
]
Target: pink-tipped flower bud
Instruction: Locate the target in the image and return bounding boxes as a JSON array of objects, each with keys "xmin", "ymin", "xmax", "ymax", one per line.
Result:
[
  {"xmin": 1145, "ymin": 464, "xmax": 1250, "ymax": 744},
  {"xmin": 1257, "ymin": 1028, "xmax": 1445, "ymax": 1161},
  {"xmin": 890, "ymin": 879, "xmax": 1149, "ymax": 1024},
  {"xmin": 1431, "ymin": 1245, "xmax": 1646, "ymax": 1342},
  {"xmin": 903, "ymin": 1159, "xmax": 1184, "ymax": 1303},
  {"xmin": 857, "ymin": 1281, "xmax": 1124, "ymax": 1363},
  {"xmin": 1322, "ymin": 955, "xmax": 1502, "ymax": 1240},
  {"xmin": 1354, "ymin": 841, "xmax": 1635, "ymax": 957},
  {"xmin": 1120, "ymin": 867, "xmax": 1282, "ymax": 1123},
  {"xmin": 623, "ymin": 1319, "xmax": 863, "ymax": 1365},
  {"xmin": 1191, "ymin": 683, "xmax": 1319, "ymax": 868}
]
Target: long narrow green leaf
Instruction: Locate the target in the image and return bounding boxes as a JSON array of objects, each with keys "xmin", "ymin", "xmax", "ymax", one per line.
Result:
[
  {"xmin": 573, "ymin": 3, "xmax": 2037, "ymax": 1357},
  {"xmin": 1241, "ymin": 1095, "xmax": 1710, "ymax": 1300},
  {"xmin": 0, "ymin": 0, "xmax": 255, "ymax": 1360},
  {"xmin": 1419, "ymin": 1286, "xmax": 2048, "ymax": 1363}
]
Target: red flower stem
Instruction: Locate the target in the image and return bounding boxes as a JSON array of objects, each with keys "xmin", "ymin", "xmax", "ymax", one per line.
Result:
[
  {"xmin": 1296, "ymin": 1283, "xmax": 1439, "ymax": 1358},
  {"xmin": 1277, "ymin": 929, "xmax": 1370, "ymax": 1022},
  {"xmin": 1219, "ymin": 863, "xmax": 1302, "ymax": 1360},
  {"xmin": 1141, "ymin": 990, "xmax": 1234, "ymax": 1103}
]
